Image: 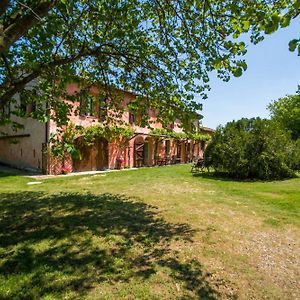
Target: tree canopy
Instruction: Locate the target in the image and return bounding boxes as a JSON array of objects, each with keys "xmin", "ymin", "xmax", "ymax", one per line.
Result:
[
  {"xmin": 0, "ymin": 0, "xmax": 299, "ymax": 127},
  {"xmin": 268, "ymin": 87, "xmax": 300, "ymax": 140}
]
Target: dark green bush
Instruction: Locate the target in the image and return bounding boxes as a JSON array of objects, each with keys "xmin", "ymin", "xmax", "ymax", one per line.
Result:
[{"xmin": 205, "ymin": 118, "xmax": 300, "ymax": 180}]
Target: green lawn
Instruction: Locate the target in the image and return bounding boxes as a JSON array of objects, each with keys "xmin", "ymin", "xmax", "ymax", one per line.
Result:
[{"xmin": 0, "ymin": 165, "xmax": 299, "ymax": 299}]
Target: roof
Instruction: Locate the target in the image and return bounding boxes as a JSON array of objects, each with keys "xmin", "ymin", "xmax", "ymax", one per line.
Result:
[{"xmin": 200, "ymin": 126, "xmax": 215, "ymax": 133}]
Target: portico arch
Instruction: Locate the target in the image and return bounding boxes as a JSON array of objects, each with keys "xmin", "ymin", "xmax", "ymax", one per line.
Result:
[{"xmin": 134, "ymin": 135, "xmax": 145, "ymax": 167}]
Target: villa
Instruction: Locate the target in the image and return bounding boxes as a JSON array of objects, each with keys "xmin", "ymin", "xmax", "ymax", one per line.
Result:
[{"xmin": 0, "ymin": 83, "xmax": 214, "ymax": 174}]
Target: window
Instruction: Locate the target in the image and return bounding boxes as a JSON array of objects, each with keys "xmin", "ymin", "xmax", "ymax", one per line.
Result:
[
  {"xmin": 80, "ymin": 96, "xmax": 96, "ymax": 117},
  {"xmin": 176, "ymin": 141, "xmax": 181, "ymax": 158},
  {"xmin": 19, "ymin": 90, "xmax": 38, "ymax": 115},
  {"xmin": 196, "ymin": 119, "xmax": 201, "ymax": 131},
  {"xmin": 98, "ymin": 96, "xmax": 107, "ymax": 122},
  {"xmin": 165, "ymin": 140, "xmax": 170, "ymax": 156},
  {"xmin": 19, "ymin": 91, "xmax": 27, "ymax": 114},
  {"xmin": 87, "ymin": 97, "xmax": 94, "ymax": 116},
  {"xmin": 28, "ymin": 101, "xmax": 36, "ymax": 114},
  {"xmin": 0, "ymin": 102, "xmax": 10, "ymax": 118},
  {"xmin": 167, "ymin": 122, "xmax": 175, "ymax": 130},
  {"xmin": 129, "ymin": 112, "xmax": 135, "ymax": 124}
]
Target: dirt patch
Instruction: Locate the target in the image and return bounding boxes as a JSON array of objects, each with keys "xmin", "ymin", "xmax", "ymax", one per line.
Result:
[
  {"xmin": 256, "ymin": 192, "xmax": 283, "ymax": 199},
  {"xmin": 236, "ymin": 228, "xmax": 300, "ymax": 299}
]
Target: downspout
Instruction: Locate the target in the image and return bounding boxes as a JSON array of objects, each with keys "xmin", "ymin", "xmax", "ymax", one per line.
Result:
[
  {"xmin": 45, "ymin": 121, "xmax": 49, "ymax": 143},
  {"xmin": 44, "ymin": 99, "xmax": 50, "ymax": 173},
  {"xmin": 45, "ymin": 100, "xmax": 49, "ymax": 144}
]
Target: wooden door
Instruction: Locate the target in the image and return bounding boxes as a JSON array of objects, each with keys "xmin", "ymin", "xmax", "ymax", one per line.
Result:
[
  {"xmin": 143, "ymin": 141, "xmax": 149, "ymax": 166},
  {"xmin": 96, "ymin": 138, "xmax": 108, "ymax": 170},
  {"xmin": 73, "ymin": 138, "xmax": 93, "ymax": 172}
]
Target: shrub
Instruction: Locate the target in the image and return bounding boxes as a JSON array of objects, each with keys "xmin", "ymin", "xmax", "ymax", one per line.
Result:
[{"xmin": 204, "ymin": 118, "xmax": 300, "ymax": 180}]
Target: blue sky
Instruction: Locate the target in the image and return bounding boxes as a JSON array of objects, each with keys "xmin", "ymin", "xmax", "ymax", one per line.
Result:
[{"xmin": 201, "ymin": 17, "xmax": 300, "ymax": 129}]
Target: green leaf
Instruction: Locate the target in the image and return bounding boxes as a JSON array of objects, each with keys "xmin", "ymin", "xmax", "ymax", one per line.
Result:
[
  {"xmin": 280, "ymin": 16, "xmax": 291, "ymax": 28},
  {"xmin": 224, "ymin": 41, "xmax": 232, "ymax": 50},
  {"xmin": 233, "ymin": 67, "xmax": 243, "ymax": 77},
  {"xmin": 240, "ymin": 61, "xmax": 247, "ymax": 71},
  {"xmin": 212, "ymin": 59, "xmax": 222, "ymax": 69},
  {"xmin": 239, "ymin": 42, "xmax": 246, "ymax": 52},
  {"xmin": 289, "ymin": 39, "xmax": 299, "ymax": 52},
  {"xmin": 242, "ymin": 20, "xmax": 250, "ymax": 31},
  {"xmin": 233, "ymin": 32, "xmax": 240, "ymax": 39},
  {"xmin": 264, "ymin": 21, "xmax": 278, "ymax": 34},
  {"xmin": 271, "ymin": 14, "xmax": 281, "ymax": 24}
]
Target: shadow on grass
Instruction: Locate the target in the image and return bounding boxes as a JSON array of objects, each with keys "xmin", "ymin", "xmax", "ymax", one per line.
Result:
[
  {"xmin": 0, "ymin": 172, "xmax": 18, "ymax": 178},
  {"xmin": 0, "ymin": 192, "xmax": 230, "ymax": 299},
  {"xmin": 0, "ymin": 163, "xmax": 39, "ymax": 178}
]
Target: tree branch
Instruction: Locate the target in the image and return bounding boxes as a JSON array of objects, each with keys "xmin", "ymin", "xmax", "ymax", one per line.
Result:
[
  {"xmin": 0, "ymin": 0, "xmax": 10, "ymax": 18},
  {"xmin": 1, "ymin": 53, "xmax": 13, "ymax": 82},
  {"xmin": 0, "ymin": 0, "xmax": 56, "ymax": 54},
  {"xmin": 0, "ymin": 45, "xmax": 155, "ymax": 108}
]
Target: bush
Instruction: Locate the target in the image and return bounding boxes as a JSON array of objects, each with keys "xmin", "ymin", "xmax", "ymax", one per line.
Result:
[{"xmin": 205, "ymin": 118, "xmax": 300, "ymax": 180}]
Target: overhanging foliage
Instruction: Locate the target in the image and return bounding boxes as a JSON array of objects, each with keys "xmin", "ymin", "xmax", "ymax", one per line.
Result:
[{"xmin": 1, "ymin": 1, "xmax": 299, "ymax": 128}]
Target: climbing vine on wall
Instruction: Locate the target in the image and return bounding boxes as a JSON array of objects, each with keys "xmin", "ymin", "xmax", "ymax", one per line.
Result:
[
  {"xmin": 83, "ymin": 125, "xmax": 135, "ymax": 145},
  {"xmin": 49, "ymin": 123, "xmax": 83, "ymax": 159},
  {"xmin": 150, "ymin": 128, "xmax": 211, "ymax": 141},
  {"xmin": 50, "ymin": 122, "xmax": 135, "ymax": 159}
]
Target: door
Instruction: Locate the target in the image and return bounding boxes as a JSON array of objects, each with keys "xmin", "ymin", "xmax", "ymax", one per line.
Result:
[
  {"xmin": 176, "ymin": 141, "xmax": 181, "ymax": 162},
  {"xmin": 135, "ymin": 142, "xmax": 144, "ymax": 167},
  {"xmin": 143, "ymin": 141, "xmax": 149, "ymax": 166},
  {"xmin": 96, "ymin": 137, "xmax": 108, "ymax": 170},
  {"xmin": 73, "ymin": 137, "xmax": 94, "ymax": 172}
]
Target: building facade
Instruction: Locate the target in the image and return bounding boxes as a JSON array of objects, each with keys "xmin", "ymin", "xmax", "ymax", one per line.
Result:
[{"xmin": 0, "ymin": 83, "xmax": 214, "ymax": 174}]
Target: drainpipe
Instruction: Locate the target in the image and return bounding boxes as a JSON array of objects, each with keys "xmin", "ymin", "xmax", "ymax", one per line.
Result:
[{"xmin": 45, "ymin": 121, "xmax": 49, "ymax": 143}]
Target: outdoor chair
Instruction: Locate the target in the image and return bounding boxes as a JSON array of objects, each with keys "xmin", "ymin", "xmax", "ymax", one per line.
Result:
[
  {"xmin": 165, "ymin": 156, "xmax": 171, "ymax": 165},
  {"xmin": 157, "ymin": 156, "xmax": 167, "ymax": 166},
  {"xmin": 171, "ymin": 155, "xmax": 181, "ymax": 164},
  {"xmin": 191, "ymin": 157, "xmax": 207, "ymax": 173}
]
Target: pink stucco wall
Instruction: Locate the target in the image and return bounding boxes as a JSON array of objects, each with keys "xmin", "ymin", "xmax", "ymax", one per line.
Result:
[{"xmin": 54, "ymin": 83, "xmax": 185, "ymax": 136}]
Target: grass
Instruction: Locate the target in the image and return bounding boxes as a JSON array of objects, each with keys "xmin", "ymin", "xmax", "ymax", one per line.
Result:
[{"xmin": 0, "ymin": 165, "xmax": 299, "ymax": 299}]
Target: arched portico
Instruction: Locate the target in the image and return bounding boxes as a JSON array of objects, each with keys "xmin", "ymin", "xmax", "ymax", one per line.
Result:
[
  {"xmin": 134, "ymin": 135, "xmax": 145, "ymax": 167},
  {"xmin": 133, "ymin": 135, "xmax": 155, "ymax": 167}
]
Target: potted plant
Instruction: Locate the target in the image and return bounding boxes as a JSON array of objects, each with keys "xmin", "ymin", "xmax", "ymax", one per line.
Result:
[{"xmin": 116, "ymin": 156, "xmax": 124, "ymax": 170}]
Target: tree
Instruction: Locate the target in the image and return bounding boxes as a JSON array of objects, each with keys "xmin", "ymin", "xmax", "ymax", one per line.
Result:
[
  {"xmin": 268, "ymin": 87, "xmax": 300, "ymax": 140},
  {"xmin": 0, "ymin": 1, "xmax": 299, "ymax": 127},
  {"xmin": 204, "ymin": 118, "xmax": 300, "ymax": 180}
]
